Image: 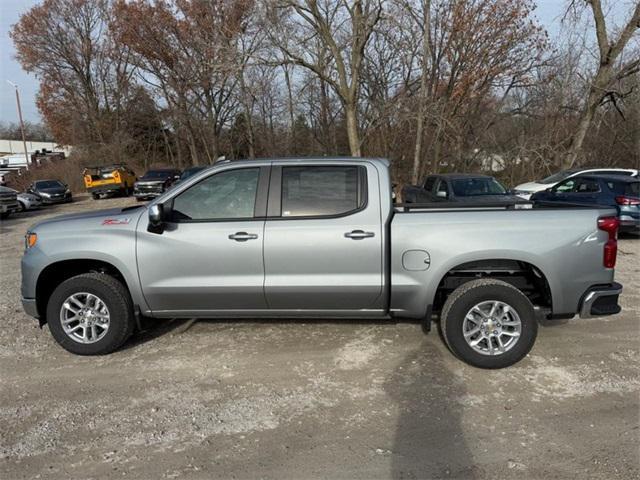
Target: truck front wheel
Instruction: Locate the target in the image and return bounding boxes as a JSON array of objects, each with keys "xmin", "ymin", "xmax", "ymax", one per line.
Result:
[
  {"xmin": 440, "ymin": 279, "xmax": 537, "ymax": 369},
  {"xmin": 46, "ymin": 273, "xmax": 135, "ymax": 355}
]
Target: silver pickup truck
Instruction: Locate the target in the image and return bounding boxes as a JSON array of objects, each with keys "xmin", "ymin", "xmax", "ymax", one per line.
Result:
[{"xmin": 21, "ymin": 158, "xmax": 623, "ymax": 368}]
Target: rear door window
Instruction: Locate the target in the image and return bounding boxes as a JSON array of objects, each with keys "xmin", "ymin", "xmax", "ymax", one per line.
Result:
[
  {"xmin": 574, "ymin": 178, "xmax": 600, "ymax": 193},
  {"xmin": 625, "ymin": 182, "xmax": 640, "ymax": 197},
  {"xmin": 280, "ymin": 166, "xmax": 364, "ymax": 217}
]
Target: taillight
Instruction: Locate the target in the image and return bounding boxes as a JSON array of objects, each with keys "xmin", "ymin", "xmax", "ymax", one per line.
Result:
[
  {"xmin": 615, "ymin": 195, "xmax": 640, "ymax": 205},
  {"xmin": 598, "ymin": 216, "xmax": 619, "ymax": 268}
]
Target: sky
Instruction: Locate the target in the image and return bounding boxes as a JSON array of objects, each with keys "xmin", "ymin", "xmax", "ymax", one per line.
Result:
[{"xmin": 0, "ymin": 0, "xmax": 625, "ymax": 125}]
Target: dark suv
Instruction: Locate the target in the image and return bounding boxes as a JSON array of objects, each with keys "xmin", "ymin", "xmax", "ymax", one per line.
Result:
[
  {"xmin": 531, "ymin": 174, "xmax": 640, "ymax": 233},
  {"xmin": 133, "ymin": 168, "xmax": 181, "ymax": 201}
]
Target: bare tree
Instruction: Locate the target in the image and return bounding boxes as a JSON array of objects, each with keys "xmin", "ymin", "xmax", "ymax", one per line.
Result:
[
  {"xmin": 270, "ymin": 0, "xmax": 384, "ymax": 156},
  {"xmin": 565, "ymin": 0, "xmax": 640, "ymax": 168}
]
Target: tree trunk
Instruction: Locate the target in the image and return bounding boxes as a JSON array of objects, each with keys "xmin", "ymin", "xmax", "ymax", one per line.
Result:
[
  {"xmin": 283, "ymin": 65, "xmax": 296, "ymax": 155},
  {"xmin": 565, "ymin": 68, "xmax": 612, "ymax": 168},
  {"xmin": 412, "ymin": 0, "xmax": 432, "ymax": 185},
  {"xmin": 345, "ymin": 104, "xmax": 361, "ymax": 157}
]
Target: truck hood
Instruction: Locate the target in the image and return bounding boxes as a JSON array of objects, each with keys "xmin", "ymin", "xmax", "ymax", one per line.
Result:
[
  {"xmin": 135, "ymin": 179, "xmax": 167, "ymax": 185},
  {"xmin": 513, "ymin": 181, "xmax": 548, "ymax": 193},
  {"xmin": 30, "ymin": 205, "xmax": 145, "ymax": 232},
  {"xmin": 37, "ymin": 187, "xmax": 68, "ymax": 195}
]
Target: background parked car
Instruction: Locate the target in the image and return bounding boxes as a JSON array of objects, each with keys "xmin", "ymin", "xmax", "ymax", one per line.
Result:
[
  {"xmin": 513, "ymin": 168, "xmax": 638, "ymax": 200},
  {"xmin": 133, "ymin": 168, "xmax": 181, "ymax": 200},
  {"xmin": 17, "ymin": 191, "xmax": 42, "ymax": 211},
  {"xmin": 531, "ymin": 174, "xmax": 640, "ymax": 233},
  {"xmin": 174, "ymin": 165, "xmax": 207, "ymax": 186},
  {"xmin": 83, "ymin": 164, "xmax": 137, "ymax": 199},
  {"xmin": 0, "ymin": 186, "xmax": 20, "ymax": 219},
  {"xmin": 402, "ymin": 174, "xmax": 524, "ymax": 204},
  {"xmin": 27, "ymin": 179, "xmax": 72, "ymax": 204}
]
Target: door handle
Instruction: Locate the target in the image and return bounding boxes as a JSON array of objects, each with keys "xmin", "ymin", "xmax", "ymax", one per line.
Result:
[
  {"xmin": 344, "ymin": 229, "xmax": 375, "ymax": 240},
  {"xmin": 228, "ymin": 231, "xmax": 258, "ymax": 242}
]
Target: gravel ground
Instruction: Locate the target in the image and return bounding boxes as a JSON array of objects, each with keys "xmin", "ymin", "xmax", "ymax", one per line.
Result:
[{"xmin": 0, "ymin": 196, "xmax": 639, "ymax": 479}]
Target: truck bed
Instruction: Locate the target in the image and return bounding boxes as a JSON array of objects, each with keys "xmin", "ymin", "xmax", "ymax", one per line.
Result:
[{"xmin": 389, "ymin": 203, "xmax": 617, "ymax": 318}]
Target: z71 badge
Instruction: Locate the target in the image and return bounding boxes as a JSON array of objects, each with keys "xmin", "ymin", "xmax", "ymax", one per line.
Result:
[{"xmin": 102, "ymin": 218, "xmax": 131, "ymax": 225}]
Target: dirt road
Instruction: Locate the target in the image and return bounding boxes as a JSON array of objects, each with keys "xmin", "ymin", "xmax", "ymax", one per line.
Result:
[{"xmin": 1, "ymin": 196, "xmax": 638, "ymax": 479}]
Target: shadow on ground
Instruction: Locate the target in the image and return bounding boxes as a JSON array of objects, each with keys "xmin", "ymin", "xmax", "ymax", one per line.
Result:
[{"xmin": 385, "ymin": 341, "xmax": 476, "ymax": 479}]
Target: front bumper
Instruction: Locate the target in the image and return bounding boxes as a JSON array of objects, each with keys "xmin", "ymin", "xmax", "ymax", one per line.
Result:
[
  {"xmin": 513, "ymin": 191, "xmax": 533, "ymax": 200},
  {"xmin": 40, "ymin": 193, "xmax": 72, "ymax": 204},
  {"xmin": 22, "ymin": 297, "xmax": 39, "ymax": 318},
  {"xmin": 1, "ymin": 201, "xmax": 20, "ymax": 213},
  {"xmin": 134, "ymin": 188, "xmax": 164, "ymax": 199},
  {"xmin": 579, "ymin": 282, "xmax": 622, "ymax": 318}
]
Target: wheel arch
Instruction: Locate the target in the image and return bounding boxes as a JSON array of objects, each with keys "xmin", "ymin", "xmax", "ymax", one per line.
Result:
[
  {"xmin": 35, "ymin": 259, "xmax": 131, "ymax": 323},
  {"xmin": 430, "ymin": 256, "xmax": 554, "ymax": 315}
]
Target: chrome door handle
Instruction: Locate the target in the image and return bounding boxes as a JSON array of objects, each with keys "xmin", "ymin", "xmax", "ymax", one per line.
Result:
[
  {"xmin": 228, "ymin": 232, "xmax": 258, "ymax": 242},
  {"xmin": 344, "ymin": 230, "xmax": 375, "ymax": 240}
]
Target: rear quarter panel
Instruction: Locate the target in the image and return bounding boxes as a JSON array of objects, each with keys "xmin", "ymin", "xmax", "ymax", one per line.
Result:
[{"xmin": 390, "ymin": 208, "xmax": 616, "ymax": 317}]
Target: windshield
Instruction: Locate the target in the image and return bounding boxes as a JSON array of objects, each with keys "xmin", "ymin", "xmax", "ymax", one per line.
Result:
[
  {"xmin": 142, "ymin": 170, "xmax": 174, "ymax": 179},
  {"xmin": 180, "ymin": 167, "xmax": 205, "ymax": 180},
  {"xmin": 539, "ymin": 169, "xmax": 580, "ymax": 184},
  {"xmin": 35, "ymin": 180, "xmax": 64, "ymax": 189},
  {"xmin": 451, "ymin": 178, "xmax": 507, "ymax": 196}
]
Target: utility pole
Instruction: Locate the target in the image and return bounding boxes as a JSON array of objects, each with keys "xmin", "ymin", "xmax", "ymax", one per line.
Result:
[{"xmin": 7, "ymin": 80, "xmax": 30, "ymax": 171}]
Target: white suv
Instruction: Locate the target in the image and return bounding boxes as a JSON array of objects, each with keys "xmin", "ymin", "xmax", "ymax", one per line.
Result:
[{"xmin": 513, "ymin": 168, "xmax": 639, "ymax": 200}]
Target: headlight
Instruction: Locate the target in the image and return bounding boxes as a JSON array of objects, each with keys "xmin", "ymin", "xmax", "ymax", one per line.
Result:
[
  {"xmin": 40, "ymin": 192, "xmax": 51, "ymax": 197},
  {"xmin": 65, "ymin": 189, "xmax": 71, "ymax": 194},
  {"xmin": 25, "ymin": 232, "xmax": 37, "ymax": 249}
]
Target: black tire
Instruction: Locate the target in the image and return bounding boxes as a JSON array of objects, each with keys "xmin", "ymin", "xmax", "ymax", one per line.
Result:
[
  {"xmin": 0, "ymin": 211, "xmax": 10, "ymax": 219},
  {"xmin": 91, "ymin": 193, "xmax": 99, "ymax": 200},
  {"xmin": 18, "ymin": 201, "xmax": 26, "ymax": 212},
  {"xmin": 440, "ymin": 278, "xmax": 537, "ymax": 369},
  {"xmin": 46, "ymin": 273, "xmax": 135, "ymax": 355}
]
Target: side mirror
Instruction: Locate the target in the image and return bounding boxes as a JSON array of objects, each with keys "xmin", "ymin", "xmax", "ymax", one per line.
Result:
[
  {"xmin": 436, "ymin": 190, "xmax": 448, "ymax": 199},
  {"xmin": 148, "ymin": 204, "xmax": 165, "ymax": 233}
]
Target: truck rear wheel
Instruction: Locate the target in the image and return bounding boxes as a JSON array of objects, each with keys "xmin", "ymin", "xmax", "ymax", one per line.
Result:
[
  {"xmin": 46, "ymin": 273, "xmax": 135, "ymax": 355},
  {"xmin": 440, "ymin": 279, "xmax": 537, "ymax": 369}
]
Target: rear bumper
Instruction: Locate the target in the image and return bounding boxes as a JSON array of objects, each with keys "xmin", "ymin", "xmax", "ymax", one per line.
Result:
[
  {"xmin": 619, "ymin": 215, "xmax": 639, "ymax": 232},
  {"xmin": 87, "ymin": 184, "xmax": 123, "ymax": 195},
  {"xmin": 579, "ymin": 282, "xmax": 622, "ymax": 318}
]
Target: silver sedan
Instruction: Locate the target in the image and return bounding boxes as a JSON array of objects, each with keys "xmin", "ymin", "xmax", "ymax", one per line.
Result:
[{"xmin": 17, "ymin": 192, "xmax": 42, "ymax": 211}]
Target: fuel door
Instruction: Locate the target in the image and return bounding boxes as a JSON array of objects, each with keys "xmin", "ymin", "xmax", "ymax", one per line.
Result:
[{"xmin": 402, "ymin": 249, "xmax": 431, "ymax": 271}]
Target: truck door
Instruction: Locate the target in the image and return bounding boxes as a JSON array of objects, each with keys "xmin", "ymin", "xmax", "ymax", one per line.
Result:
[
  {"xmin": 263, "ymin": 163, "xmax": 384, "ymax": 311},
  {"xmin": 136, "ymin": 166, "xmax": 269, "ymax": 314}
]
